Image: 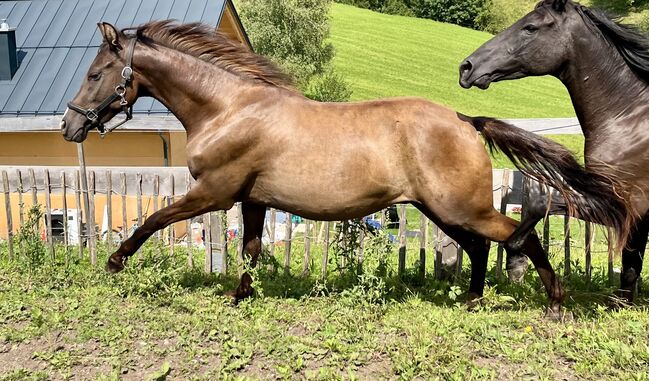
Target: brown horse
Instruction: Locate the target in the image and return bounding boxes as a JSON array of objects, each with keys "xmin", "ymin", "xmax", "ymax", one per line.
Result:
[
  {"xmin": 61, "ymin": 21, "xmax": 590, "ymax": 313},
  {"xmin": 460, "ymin": 0, "xmax": 644, "ymax": 302}
]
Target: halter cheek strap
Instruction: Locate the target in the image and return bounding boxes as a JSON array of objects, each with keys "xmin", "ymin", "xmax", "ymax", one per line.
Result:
[{"xmin": 67, "ymin": 37, "xmax": 137, "ymax": 138}]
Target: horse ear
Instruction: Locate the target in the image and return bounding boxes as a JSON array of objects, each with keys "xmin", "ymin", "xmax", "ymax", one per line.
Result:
[
  {"xmin": 97, "ymin": 22, "xmax": 121, "ymax": 50},
  {"xmin": 552, "ymin": 0, "xmax": 568, "ymax": 12}
]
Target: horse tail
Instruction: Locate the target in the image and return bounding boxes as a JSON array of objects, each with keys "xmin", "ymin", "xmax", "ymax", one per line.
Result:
[{"xmin": 460, "ymin": 113, "xmax": 636, "ymax": 250}]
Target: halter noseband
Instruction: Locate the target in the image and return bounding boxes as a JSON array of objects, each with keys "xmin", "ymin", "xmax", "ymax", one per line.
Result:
[{"xmin": 67, "ymin": 37, "xmax": 137, "ymax": 138}]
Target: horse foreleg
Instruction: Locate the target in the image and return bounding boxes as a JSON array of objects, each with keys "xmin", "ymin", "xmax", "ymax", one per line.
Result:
[
  {"xmin": 106, "ymin": 184, "xmax": 230, "ymax": 273},
  {"xmin": 225, "ymin": 202, "xmax": 266, "ymax": 303},
  {"xmin": 617, "ymin": 217, "xmax": 649, "ymax": 304}
]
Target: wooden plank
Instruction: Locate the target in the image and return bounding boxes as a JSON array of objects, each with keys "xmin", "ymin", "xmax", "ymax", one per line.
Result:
[
  {"xmin": 322, "ymin": 221, "xmax": 330, "ymax": 280},
  {"xmin": 77, "ymin": 144, "xmax": 95, "ymax": 264},
  {"xmin": 136, "ymin": 173, "xmax": 143, "ymax": 227},
  {"xmin": 168, "ymin": 174, "xmax": 175, "ymax": 256},
  {"xmin": 419, "ymin": 212, "xmax": 427, "ymax": 280},
  {"xmin": 357, "ymin": 224, "xmax": 365, "ymax": 271},
  {"xmin": 105, "ymin": 171, "xmax": 112, "ymax": 250},
  {"xmin": 44, "ymin": 169, "xmax": 54, "ymax": 260},
  {"xmin": 302, "ymin": 220, "xmax": 311, "ymax": 277},
  {"xmin": 564, "ymin": 214, "xmax": 571, "ymax": 276},
  {"xmin": 203, "ymin": 212, "xmax": 213, "ymax": 273},
  {"xmin": 585, "ymin": 222, "xmax": 592, "ymax": 282},
  {"xmin": 268, "ymin": 208, "xmax": 276, "ymax": 272},
  {"xmin": 608, "ymin": 228, "xmax": 615, "ymax": 284},
  {"xmin": 15, "ymin": 169, "xmax": 24, "ymax": 227},
  {"xmin": 28, "ymin": 168, "xmax": 37, "ymax": 206},
  {"xmin": 153, "ymin": 175, "xmax": 160, "ymax": 240},
  {"xmin": 61, "ymin": 172, "xmax": 68, "ymax": 255},
  {"xmin": 455, "ymin": 245, "xmax": 464, "ymax": 280},
  {"xmin": 237, "ymin": 203, "xmax": 243, "ymax": 274},
  {"xmin": 186, "ymin": 174, "xmax": 193, "ymax": 267},
  {"xmin": 434, "ymin": 225, "xmax": 442, "ymax": 280},
  {"xmin": 2, "ymin": 171, "xmax": 14, "ymax": 260},
  {"xmin": 88, "ymin": 171, "xmax": 97, "ymax": 266},
  {"xmin": 120, "ymin": 173, "xmax": 127, "ymax": 243},
  {"xmin": 74, "ymin": 171, "xmax": 83, "ymax": 258},
  {"xmin": 284, "ymin": 212, "xmax": 292, "ymax": 275},
  {"xmin": 398, "ymin": 204, "xmax": 406, "ymax": 277},
  {"xmin": 496, "ymin": 169, "xmax": 510, "ymax": 279},
  {"xmin": 218, "ymin": 211, "xmax": 227, "ymax": 275}
]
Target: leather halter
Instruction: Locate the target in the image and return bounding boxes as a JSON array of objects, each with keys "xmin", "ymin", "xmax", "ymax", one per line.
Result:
[{"xmin": 67, "ymin": 37, "xmax": 137, "ymax": 137}]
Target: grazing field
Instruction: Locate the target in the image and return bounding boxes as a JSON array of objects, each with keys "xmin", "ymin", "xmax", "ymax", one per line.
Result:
[
  {"xmin": 1, "ymin": 215, "xmax": 648, "ymax": 380},
  {"xmin": 329, "ymin": 3, "xmax": 575, "ymax": 118}
]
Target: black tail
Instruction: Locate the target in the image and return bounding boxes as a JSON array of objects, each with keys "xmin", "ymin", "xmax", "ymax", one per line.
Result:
[{"xmin": 461, "ymin": 114, "xmax": 636, "ymax": 249}]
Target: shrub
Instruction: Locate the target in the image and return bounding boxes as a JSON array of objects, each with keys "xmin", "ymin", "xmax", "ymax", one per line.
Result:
[
  {"xmin": 407, "ymin": 0, "xmax": 487, "ymax": 29},
  {"xmin": 304, "ymin": 69, "xmax": 353, "ymax": 102}
]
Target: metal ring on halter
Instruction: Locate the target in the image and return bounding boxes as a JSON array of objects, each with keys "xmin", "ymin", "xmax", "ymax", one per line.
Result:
[
  {"xmin": 86, "ymin": 109, "xmax": 99, "ymax": 122},
  {"xmin": 121, "ymin": 66, "xmax": 133, "ymax": 80},
  {"xmin": 115, "ymin": 85, "xmax": 126, "ymax": 96}
]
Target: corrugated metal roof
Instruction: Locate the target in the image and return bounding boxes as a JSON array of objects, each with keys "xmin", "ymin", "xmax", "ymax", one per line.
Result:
[{"xmin": 0, "ymin": 0, "xmax": 229, "ymax": 117}]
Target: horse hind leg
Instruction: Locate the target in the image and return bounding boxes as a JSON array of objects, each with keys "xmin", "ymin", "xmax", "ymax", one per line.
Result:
[
  {"xmin": 225, "ymin": 202, "xmax": 266, "ymax": 304},
  {"xmin": 616, "ymin": 217, "xmax": 649, "ymax": 304}
]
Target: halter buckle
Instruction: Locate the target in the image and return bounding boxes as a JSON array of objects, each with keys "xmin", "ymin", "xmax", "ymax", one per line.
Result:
[
  {"xmin": 121, "ymin": 66, "xmax": 133, "ymax": 80},
  {"xmin": 86, "ymin": 109, "xmax": 99, "ymax": 122}
]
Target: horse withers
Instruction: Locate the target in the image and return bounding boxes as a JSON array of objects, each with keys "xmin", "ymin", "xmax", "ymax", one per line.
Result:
[{"xmin": 61, "ymin": 20, "xmax": 591, "ymax": 314}]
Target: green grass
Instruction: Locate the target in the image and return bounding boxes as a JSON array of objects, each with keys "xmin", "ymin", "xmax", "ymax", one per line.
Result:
[
  {"xmin": 1, "ymin": 221, "xmax": 648, "ymax": 380},
  {"xmin": 329, "ymin": 3, "xmax": 575, "ymax": 118}
]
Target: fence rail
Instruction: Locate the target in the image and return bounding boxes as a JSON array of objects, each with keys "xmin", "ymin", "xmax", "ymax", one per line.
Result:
[{"xmin": 0, "ymin": 166, "xmax": 614, "ymax": 281}]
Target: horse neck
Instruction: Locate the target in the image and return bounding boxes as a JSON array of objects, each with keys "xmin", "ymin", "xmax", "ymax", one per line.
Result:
[
  {"xmin": 558, "ymin": 26, "xmax": 649, "ymax": 143},
  {"xmin": 133, "ymin": 44, "xmax": 255, "ymax": 134}
]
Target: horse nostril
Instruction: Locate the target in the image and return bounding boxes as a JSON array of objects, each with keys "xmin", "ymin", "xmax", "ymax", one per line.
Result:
[{"xmin": 460, "ymin": 60, "xmax": 473, "ymax": 77}]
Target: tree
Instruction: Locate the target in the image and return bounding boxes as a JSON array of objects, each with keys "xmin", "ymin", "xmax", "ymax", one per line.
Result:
[{"xmin": 236, "ymin": 0, "xmax": 352, "ymax": 101}]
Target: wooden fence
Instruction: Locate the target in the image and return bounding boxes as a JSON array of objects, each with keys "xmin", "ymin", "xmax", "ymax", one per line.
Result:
[{"xmin": 0, "ymin": 166, "xmax": 615, "ymax": 281}]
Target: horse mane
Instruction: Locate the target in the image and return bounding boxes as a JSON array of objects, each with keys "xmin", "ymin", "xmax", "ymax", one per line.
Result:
[
  {"xmin": 128, "ymin": 20, "xmax": 295, "ymax": 91},
  {"xmin": 574, "ymin": 4, "xmax": 649, "ymax": 82}
]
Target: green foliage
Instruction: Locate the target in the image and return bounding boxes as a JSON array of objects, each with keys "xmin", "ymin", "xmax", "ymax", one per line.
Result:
[
  {"xmin": 408, "ymin": 0, "xmax": 488, "ymax": 28},
  {"xmin": 304, "ymin": 70, "xmax": 353, "ymax": 102},
  {"xmin": 14, "ymin": 205, "xmax": 47, "ymax": 271},
  {"xmin": 236, "ymin": 0, "xmax": 353, "ymax": 101},
  {"xmin": 476, "ymin": 0, "xmax": 537, "ymax": 34}
]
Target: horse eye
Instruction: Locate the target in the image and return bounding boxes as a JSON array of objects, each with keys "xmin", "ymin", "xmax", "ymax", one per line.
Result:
[
  {"xmin": 523, "ymin": 24, "xmax": 539, "ymax": 33},
  {"xmin": 88, "ymin": 72, "xmax": 102, "ymax": 81}
]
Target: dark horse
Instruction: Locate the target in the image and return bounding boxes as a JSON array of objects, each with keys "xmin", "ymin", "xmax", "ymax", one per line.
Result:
[
  {"xmin": 60, "ymin": 21, "xmax": 607, "ymax": 313},
  {"xmin": 460, "ymin": 0, "xmax": 645, "ymax": 302}
]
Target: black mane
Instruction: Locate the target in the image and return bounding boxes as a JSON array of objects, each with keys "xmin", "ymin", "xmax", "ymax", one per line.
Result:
[{"xmin": 576, "ymin": 4, "xmax": 649, "ymax": 82}]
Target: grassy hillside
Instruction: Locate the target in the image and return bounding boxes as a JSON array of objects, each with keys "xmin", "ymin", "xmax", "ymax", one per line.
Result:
[{"xmin": 329, "ymin": 3, "xmax": 575, "ymax": 118}]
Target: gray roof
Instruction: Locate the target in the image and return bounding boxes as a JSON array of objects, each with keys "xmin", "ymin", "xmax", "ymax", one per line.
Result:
[{"xmin": 0, "ymin": 0, "xmax": 230, "ymax": 117}]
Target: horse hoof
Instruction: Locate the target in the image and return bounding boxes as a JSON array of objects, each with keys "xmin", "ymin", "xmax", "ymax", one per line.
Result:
[
  {"xmin": 543, "ymin": 307, "xmax": 573, "ymax": 322},
  {"xmin": 465, "ymin": 292, "xmax": 482, "ymax": 311},
  {"xmin": 223, "ymin": 287, "xmax": 254, "ymax": 305},
  {"xmin": 106, "ymin": 255, "xmax": 125, "ymax": 274}
]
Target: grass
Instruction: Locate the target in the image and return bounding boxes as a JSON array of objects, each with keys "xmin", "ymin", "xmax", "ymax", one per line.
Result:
[
  {"xmin": 329, "ymin": 3, "xmax": 575, "ymax": 118},
  {"xmin": 1, "ymin": 215, "xmax": 648, "ymax": 380}
]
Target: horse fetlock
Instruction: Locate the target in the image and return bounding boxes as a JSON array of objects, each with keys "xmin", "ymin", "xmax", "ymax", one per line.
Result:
[{"xmin": 106, "ymin": 253, "xmax": 127, "ymax": 274}]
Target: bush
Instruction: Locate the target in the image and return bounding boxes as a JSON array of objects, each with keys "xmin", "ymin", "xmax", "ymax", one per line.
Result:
[
  {"xmin": 304, "ymin": 69, "xmax": 353, "ymax": 102},
  {"xmin": 407, "ymin": 0, "xmax": 487, "ymax": 28},
  {"xmin": 476, "ymin": 0, "xmax": 537, "ymax": 34},
  {"xmin": 237, "ymin": 0, "xmax": 352, "ymax": 101}
]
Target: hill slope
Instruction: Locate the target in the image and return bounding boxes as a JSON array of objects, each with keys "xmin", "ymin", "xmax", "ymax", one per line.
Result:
[{"xmin": 329, "ymin": 4, "xmax": 575, "ymax": 118}]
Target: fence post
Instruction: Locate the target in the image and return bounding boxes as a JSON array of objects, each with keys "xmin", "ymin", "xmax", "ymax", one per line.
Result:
[
  {"xmin": 564, "ymin": 214, "xmax": 571, "ymax": 277},
  {"xmin": 322, "ymin": 221, "xmax": 330, "ymax": 280},
  {"xmin": 284, "ymin": 212, "xmax": 292, "ymax": 275},
  {"xmin": 153, "ymin": 175, "xmax": 160, "ymax": 240},
  {"xmin": 218, "ymin": 211, "xmax": 227, "ymax": 275},
  {"xmin": 168, "ymin": 174, "xmax": 175, "ymax": 256},
  {"xmin": 61, "ymin": 172, "xmax": 69, "ymax": 257},
  {"xmin": 120, "ymin": 173, "xmax": 127, "ymax": 243},
  {"xmin": 2, "ymin": 171, "xmax": 14, "ymax": 260},
  {"xmin": 88, "ymin": 171, "xmax": 97, "ymax": 266},
  {"xmin": 419, "ymin": 212, "xmax": 427, "ymax": 280},
  {"xmin": 302, "ymin": 220, "xmax": 311, "ymax": 277},
  {"xmin": 434, "ymin": 224, "xmax": 442, "ymax": 280},
  {"xmin": 398, "ymin": 204, "xmax": 407, "ymax": 277},
  {"xmin": 28, "ymin": 168, "xmax": 38, "ymax": 233},
  {"xmin": 268, "ymin": 208, "xmax": 276, "ymax": 272},
  {"xmin": 585, "ymin": 222, "xmax": 592, "ymax": 282},
  {"xmin": 136, "ymin": 173, "xmax": 143, "ymax": 227},
  {"xmin": 105, "ymin": 171, "xmax": 112, "ymax": 250},
  {"xmin": 186, "ymin": 174, "xmax": 193, "ymax": 267},
  {"xmin": 496, "ymin": 169, "xmax": 510, "ymax": 279},
  {"xmin": 15, "ymin": 169, "xmax": 23, "ymax": 227},
  {"xmin": 44, "ymin": 169, "xmax": 54, "ymax": 260},
  {"xmin": 74, "ymin": 171, "xmax": 83, "ymax": 258},
  {"xmin": 203, "ymin": 212, "xmax": 213, "ymax": 273}
]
